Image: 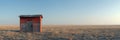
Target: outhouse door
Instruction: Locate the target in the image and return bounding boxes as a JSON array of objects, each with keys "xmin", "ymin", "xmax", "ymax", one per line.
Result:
[{"xmin": 26, "ymin": 21, "xmax": 33, "ymax": 32}]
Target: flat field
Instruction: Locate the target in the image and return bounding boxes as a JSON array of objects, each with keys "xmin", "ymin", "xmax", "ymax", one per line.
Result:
[{"xmin": 0, "ymin": 25, "xmax": 120, "ymax": 40}]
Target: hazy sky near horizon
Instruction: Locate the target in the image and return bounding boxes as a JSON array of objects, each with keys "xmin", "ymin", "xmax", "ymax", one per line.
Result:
[{"xmin": 0, "ymin": 0, "xmax": 120, "ymax": 25}]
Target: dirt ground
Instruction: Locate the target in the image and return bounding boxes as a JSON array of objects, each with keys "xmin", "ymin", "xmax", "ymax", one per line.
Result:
[{"xmin": 0, "ymin": 25, "xmax": 120, "ymax": 40}]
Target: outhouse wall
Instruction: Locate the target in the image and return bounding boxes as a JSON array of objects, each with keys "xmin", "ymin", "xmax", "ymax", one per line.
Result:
[{"xmin": 20, "ymin": 17, "xmax": 41, "ymax": 32}]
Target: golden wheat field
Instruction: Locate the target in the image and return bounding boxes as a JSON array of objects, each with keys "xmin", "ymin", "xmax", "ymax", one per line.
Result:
[{"xmin": 0, "ymin": 25, "xmax": 120, "ymax": 40}]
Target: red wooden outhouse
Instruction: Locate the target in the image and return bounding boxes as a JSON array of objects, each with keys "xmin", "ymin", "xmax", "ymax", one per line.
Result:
[{"xmin": 19, "ymin": 15, "xmax": 43, "ymax": 32}]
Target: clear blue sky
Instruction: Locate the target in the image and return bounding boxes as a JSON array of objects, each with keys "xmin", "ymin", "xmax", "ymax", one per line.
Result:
[{"xmin": 0, "ymin": 0, "xmax": 120, "ymax": 25}]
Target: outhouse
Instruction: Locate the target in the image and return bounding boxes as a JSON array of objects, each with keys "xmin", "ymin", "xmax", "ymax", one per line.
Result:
[{"xmin": 19, "ymin": 15, "xmax": 43, "ymax": 32}]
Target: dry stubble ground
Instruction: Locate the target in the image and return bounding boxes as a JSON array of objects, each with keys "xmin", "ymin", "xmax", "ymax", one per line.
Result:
[{"xmin": 0, "ymin": 25, "xmax": 120, "ymax": 40}]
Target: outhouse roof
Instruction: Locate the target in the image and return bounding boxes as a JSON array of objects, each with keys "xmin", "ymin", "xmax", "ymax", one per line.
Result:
[{"xmin": 20, "ymin": 15, "xmax": 43, "ymax": 18}]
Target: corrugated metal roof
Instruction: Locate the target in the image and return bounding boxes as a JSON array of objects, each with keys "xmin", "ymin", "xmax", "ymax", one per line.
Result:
[{"xmin": 19, "ymin": 15, "xmax": 43, "ymax": 18}]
